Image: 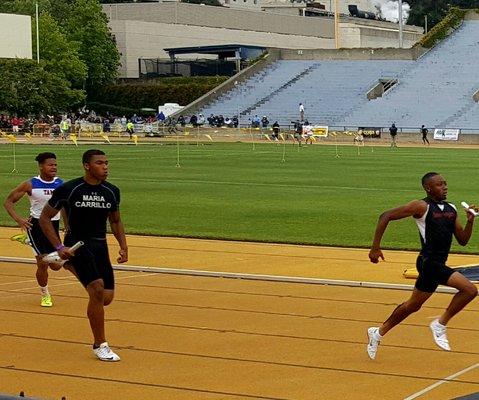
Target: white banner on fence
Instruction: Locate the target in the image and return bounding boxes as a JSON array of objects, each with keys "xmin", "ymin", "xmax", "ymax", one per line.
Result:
[{"xmin": 434, "ymin": 129, "xmax": 459, "ymax": 141}]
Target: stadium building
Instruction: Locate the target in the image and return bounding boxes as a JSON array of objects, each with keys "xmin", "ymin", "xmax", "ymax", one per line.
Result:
[
  {"xmin": 102, "ymin": 1, "xmax": 422, "ymax": 79},
  {"xmin": 191, "ymin": 12, "xmax": 479, "ymax": 131}
]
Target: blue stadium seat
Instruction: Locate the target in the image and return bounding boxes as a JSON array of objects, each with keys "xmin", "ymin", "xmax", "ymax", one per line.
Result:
[{"xmin": 200, "ymin": 20, "xmax": 479, "ymax": 131}]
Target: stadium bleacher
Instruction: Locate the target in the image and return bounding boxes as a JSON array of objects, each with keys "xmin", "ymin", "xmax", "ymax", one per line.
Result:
[
  {"xmin": 200, "ymin": 20, "xmax": 479, "ymax": 130},
  {"xmin": 201, "ymin": 59, "xmax": 412, "ymax": 126},
  {"xmin": 339, "ymin": 20, "xmax": 479, "ymax": 130}
]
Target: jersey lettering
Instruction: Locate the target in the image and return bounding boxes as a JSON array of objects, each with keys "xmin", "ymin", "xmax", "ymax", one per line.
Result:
[{"xmin": 48, "ymin": 177, "xmax": 120, "ymax": 240}]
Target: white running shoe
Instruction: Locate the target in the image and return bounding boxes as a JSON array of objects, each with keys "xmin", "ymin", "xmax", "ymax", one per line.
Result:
[
  {"xmin": 367, "ymin": 327, "xmax": 381, "ymax": 360},
  {"xmin": 430, "ymin": 319, "xmax": 450, "ymax": 351},
  {"xmin": 93, "ymin": 342, "xmax": 121, "ymax": 362}
]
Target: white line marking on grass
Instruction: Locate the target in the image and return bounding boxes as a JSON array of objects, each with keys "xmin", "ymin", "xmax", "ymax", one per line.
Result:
[
  {"xmin": 403, "ymin": 363, "xmax": 479, "ymax": 400},
  {"xmin": 120, "ymin": 177, "xmax": 419, "ymax": 193}
]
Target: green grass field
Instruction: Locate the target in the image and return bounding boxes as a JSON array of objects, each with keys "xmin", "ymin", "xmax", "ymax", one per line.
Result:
[{"xmin": 1, "ymin": 142, "xmax": 479, "ymax": 253}]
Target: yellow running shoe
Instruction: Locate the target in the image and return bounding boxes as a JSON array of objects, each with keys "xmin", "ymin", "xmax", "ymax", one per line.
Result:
[
  {"xmin": 41, "ymin": 294, "xmax": 53, "ymax": 307},
  {"xmin": 10, "ymin": 233, "xmax": 31, "ymax": 246}
]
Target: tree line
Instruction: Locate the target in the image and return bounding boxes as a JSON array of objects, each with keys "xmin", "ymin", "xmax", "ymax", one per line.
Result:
[{"xmin": 407, "ymin": 0, "xmax": 479, "ymax": 28}]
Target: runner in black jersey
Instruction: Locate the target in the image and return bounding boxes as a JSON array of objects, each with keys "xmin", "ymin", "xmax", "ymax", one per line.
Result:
[
  {"xmin": 40, "ymin": 149, "xmax": 128, "ymax": 362},
  {"xmin": 366, "ymin": 172, "xmax": 478, "ymax": 360}
]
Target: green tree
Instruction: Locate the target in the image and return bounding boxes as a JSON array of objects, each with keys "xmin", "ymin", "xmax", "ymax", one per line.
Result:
[
  {"xmin": 0, "ymin": 0, "xmax": 36, "ymax": 14},
  {"xmin": 407, "ymin": 0, "xmax": 479, "ymax": 28},
  {"xmin": 65, "ymin": 0, "xmax": 120, "ymax": 90},
  {"xmin": 0, "ymin": 0, "xmax": 78, "ymax": 22},
  {"xmin": 0, "ymin": 59, "xmax": 85, "ymax": 115},
  {"xmin": 33, "ymin": 12, "xmax": 88, "ymax": 88},
  {"xmin": 0, "ymin": 0, "xmax": 120, "ymax": 91}
]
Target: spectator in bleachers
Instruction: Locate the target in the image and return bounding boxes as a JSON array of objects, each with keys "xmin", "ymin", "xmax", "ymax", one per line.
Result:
[
  {"xmin": 177, "ymin": 115, "xmax": 186, "ymax": 127},
  {"xmin": 0, "ymin": 114, "xmax": 10, "ymax": 130},
  {"xmin": 197, "ymin": 114, "xmax": 205, "ymax": 126},
  {"xmin": 166, "ymin": 116, "xmax": 179, "ymax": 134},
  {"xmin": 252, "ymin": 115, "xmax": 260, "ymax": 128},
  {"xmin": 156, "ymin": 111, "xmax": 166, "ymax": 123},
  {"xmin": 224, "ymin": 117, "xmax": 233, "ymax": 127},
  {"xmin": 189, "ymin": 114, "xmax": 198, "ymax": 127},
  {"xmin": 232, "ymin": 115, "xmax": 239, "ymax": 128},
  {"xmin": 389, "ymin": 123, "xmax": 398, "ymax": 148},
  {"xmin": 50, "ymin": 124, "xmax": 60, "ymax": 138},
  {"xmin": 207, "ymin": 114, "xmax": 215, "ymax": 126},
  {"xmin": 261, "ymin": 116, "xmax": 269, "ymax": 128},
  {"xmin": 102, "ymin": 118, "xmax": 111, "ymax": 133},
  {"xmin": 299, "ymin": 103, "xmax": 305, "ymax": 122}
]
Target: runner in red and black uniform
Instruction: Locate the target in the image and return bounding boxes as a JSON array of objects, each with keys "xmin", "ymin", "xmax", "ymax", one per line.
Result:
[
  {"xmin": 366, "ymin": 172, "xmax": 478, "ymax": 360},
  {"xmin": 40, "ymin": 149, "xmax": 128, "ymax": 362}
]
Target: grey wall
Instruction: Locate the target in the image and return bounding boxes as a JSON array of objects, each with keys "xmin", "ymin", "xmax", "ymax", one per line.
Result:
[
  {"xmin": 103, "ymin": 3, "xmax": 423, "ymax": 78},
  {"xmin": 103, "ymin": 2, "xmax": 334, "ymax": 38},
  {"xmin": 279, "ymin": 46, "xmax": 426, "ymax": 61},
  {"xmin": 110, "ymin": 20, "xmax": 335, "ymax": 78}
]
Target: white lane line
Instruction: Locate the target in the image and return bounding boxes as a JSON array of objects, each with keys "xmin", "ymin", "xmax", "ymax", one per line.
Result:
[
  {"xmin": 0, "ymin": 271, "xmax": 153, "ymax": 300},
  {"xmin": 403, "ymin": 363, "xmax": 479, "ymax": 400},
  {"xmin": 0, "ymin": 256, "xmax": 460, "ymax": 294},
  {"xmin": 0, "ymin": 278, "xmax": 40, "ymax": 286}
]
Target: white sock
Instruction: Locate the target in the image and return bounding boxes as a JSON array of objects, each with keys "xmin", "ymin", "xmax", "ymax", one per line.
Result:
[
  {"xmin": 375, "ymin": 329, "xmax": 383, "ymax": 340},
  {"xmin": 40, "ymin": 286, "xmax": 50, "ymax": 296}
]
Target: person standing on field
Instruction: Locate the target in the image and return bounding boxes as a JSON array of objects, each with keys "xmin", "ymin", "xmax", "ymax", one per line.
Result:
[
  {"xmin": 389, "ymin": 123, "xmax": 398, "ymax": 147},
  {"xmin": 421, "ymin": 125, "xmax": 430, "ymax": 145}
]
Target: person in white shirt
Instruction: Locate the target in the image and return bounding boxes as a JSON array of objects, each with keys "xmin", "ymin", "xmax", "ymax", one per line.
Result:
[{"xmin": 3, "ymin": 153, "xmax": 65, "ymax": 307}]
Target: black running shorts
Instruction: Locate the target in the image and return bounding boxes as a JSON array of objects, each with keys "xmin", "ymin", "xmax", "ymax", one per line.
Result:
[
  {"xmin": 28, "ymin": 217, "xmax": 59, "ymax": 256},
  {"xmin": 415, "ymin": 255, "xmax": 455, "ymax": 293},
  {"xmin": 66, "ymin": 238, "xmax": 115, "ymax": 290}
]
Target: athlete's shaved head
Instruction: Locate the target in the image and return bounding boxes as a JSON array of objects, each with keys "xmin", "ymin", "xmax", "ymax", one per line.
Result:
[
  {"xmin": 422, "ymin": 172, "xmax": 439, "ymax": 188},
  {"xmin": 82, "ymin": 149, "xmax": 105, "ymax": 164},
  {"xmin": 35, "ymin": 152, "xmax": 56, "ymax": 164}
]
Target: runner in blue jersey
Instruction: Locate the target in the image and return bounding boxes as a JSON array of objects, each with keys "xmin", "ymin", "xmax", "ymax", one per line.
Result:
[{"xmin": 3, "ymin": 152, "xmax": 65, "ymax": 307}]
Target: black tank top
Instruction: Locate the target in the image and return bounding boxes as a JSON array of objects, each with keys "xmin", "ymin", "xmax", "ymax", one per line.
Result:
[{"xmin": 418, "ymin": 198, "xmax": 456, "ymax": 262}]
